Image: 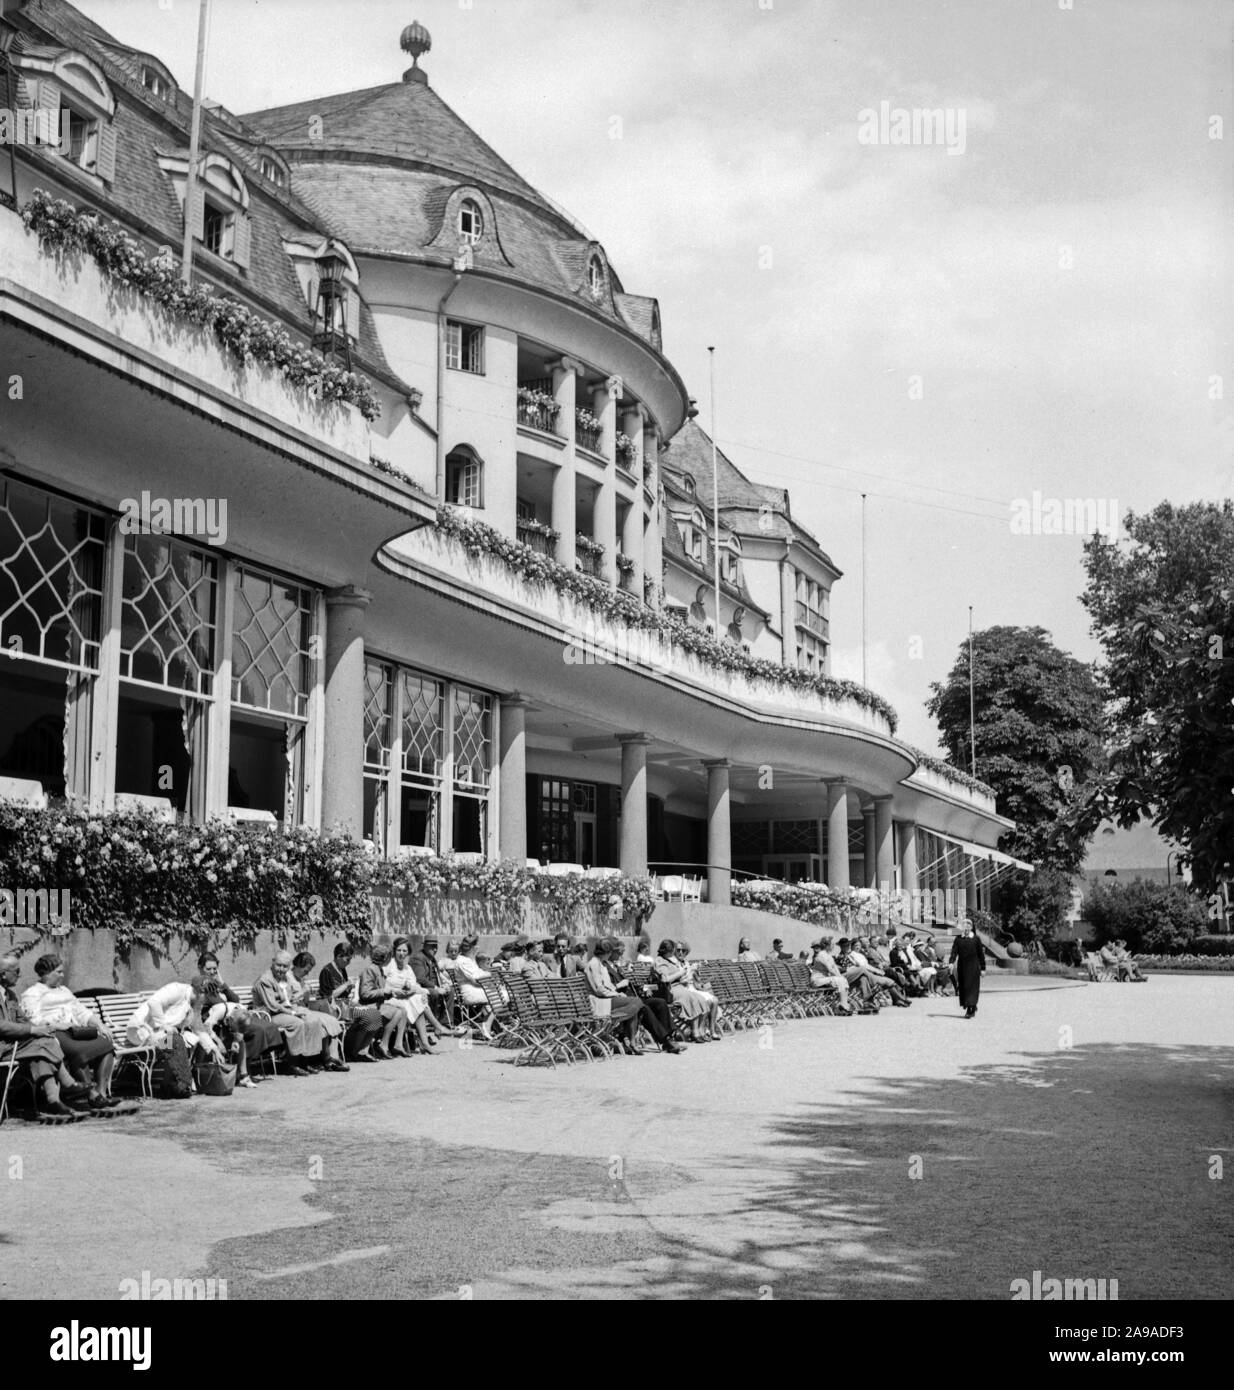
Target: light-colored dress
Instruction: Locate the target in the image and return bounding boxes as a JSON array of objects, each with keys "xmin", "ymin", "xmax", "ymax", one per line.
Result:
[
  {"xmin": 452, "ymin": 954, "xmax": 491, "ymax": 1007},
  {"xmin": 652, "ymin": 958, "xmax": 711, "ymax": 1019},
  {"xmin": 288, "ymin": 973, "xmax": 344, "ymax": 1039},
  {"xmin": 383, "ymin": 960, "xmax": 429, "ymax": 1022}
]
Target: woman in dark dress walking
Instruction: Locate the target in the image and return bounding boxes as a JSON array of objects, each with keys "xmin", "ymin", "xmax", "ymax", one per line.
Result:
[{"xmin": 949, "ymin": 923, "xmax": 986, "ymax": 1018}]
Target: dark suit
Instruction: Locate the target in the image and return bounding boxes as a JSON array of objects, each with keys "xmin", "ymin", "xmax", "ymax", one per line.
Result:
[
  {"xmin": 949, "ymin": 933, "xmax": 986, "ymax": 1012},
  {"xmin": 319, "ymin": 961, "xmax": 382, "ymax": 1059},
  {"xmin": 408, "ymin": 950, "xmax": 454, "ymax": 1024}
]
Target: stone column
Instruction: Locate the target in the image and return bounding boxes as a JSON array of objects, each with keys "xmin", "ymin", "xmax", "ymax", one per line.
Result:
[
  {"xmin": 322, "ymin": 585, "xmax": 372, "ymax": 839},
  {"xmin": 642, "ymin": 422, "xmax": 662, "ymax": 606},
  {"xmin": 780, "ymin": 557, "xmax": 797, "ymax": 665},
  {"xmin": 620, "ymin": 403, "xmax": 645, "ymax": 600},
  {"xmin": 704, "ymin": 759, "xmax": 731, "ymax": 907},
  {"xmin": 874, "ymin": 795, "xmax": 895, "ymax": 894},
  {"xmin": 826, "ymin": 778, "xmax": 849, "ymax": 889},
  {"xmin": 591, "ymin": 375, "xmax": 621, "ymax": 586},
  {"xmin": 862, "ymin": 806, "xmax": 877, "ymax": 888},
  {"xmin": 617, "ymin": 733, "xmax": 650, "ymax": 876},
  {"xmin": 498, "ymin": 695, "xmax": 529, "ymax": 863},
  {"xmin": 897, "ymin": 820, "xmax": 919, "ymax": 898},
  {"xmin": 550, "ymin": 357, "xmax": 580, "ymax": 570}
]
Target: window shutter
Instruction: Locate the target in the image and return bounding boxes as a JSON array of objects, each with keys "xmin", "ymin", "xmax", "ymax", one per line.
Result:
[
  {"xmin": 231, "ymin": 212, "xmax": 252, "ymax": 269},
  {"xmin": 95, "ymin": 122, "xmax": 117, "ymax": 183},
  {"xmin": 35, "ymin": 78, "xmax": 62, "ymax": 113}
]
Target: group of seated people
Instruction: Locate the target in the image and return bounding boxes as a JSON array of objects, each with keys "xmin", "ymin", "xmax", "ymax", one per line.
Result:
[
  {"xmin": 1094, "ymin": 939, "xmax": 1146, "ymax": 982},
  {"xmin": 2, "ymin": 926, "xmax": 969, "ymax": 1116},
  {"xmin": 801, "ymin": 930, "xmax": 952, "ymax": 1012}
]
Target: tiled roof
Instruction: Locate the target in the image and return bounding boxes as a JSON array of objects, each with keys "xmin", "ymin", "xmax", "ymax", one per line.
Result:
[
  {"xmin": 661, "ymin": 421, "xmax": 840, "ymax": 575},
  {"xmin": 9, "ymin": 0, "xmax": 410, "ymax": 395}
]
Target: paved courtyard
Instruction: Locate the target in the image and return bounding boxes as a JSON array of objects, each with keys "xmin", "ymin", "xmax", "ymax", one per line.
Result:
[{"xmin": 3, "ymin": 974, "xmax": 1231, "ymax": 1301}]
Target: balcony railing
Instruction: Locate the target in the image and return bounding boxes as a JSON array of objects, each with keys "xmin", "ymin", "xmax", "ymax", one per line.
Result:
[
  {"xmin": 516, "ymin": 521, "xmax": 557, "ymax": 557},
  {"xmin": 576, "ymin": 537, "xmax": 604, "ymax": 578},
  {"xmin": 517, "ymin": 381, "xmax": 563, "ymax": 436},
  {"xmin": 795, "ymin": 601, "xmax": 830, "ymax": 640},
  {"xmin": 576, "ymin": 408, "xmax": 603, "ymax": 454}
]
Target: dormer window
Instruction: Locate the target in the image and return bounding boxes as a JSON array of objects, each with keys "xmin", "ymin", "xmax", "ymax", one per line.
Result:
[
  {"xmin": 682, "ymin": 475, "xmax": 695, "ymax": 496},
  {"xmin": 12, "ymin": 51, "xmax": 118, "ymax": 183},
  {"xmin": 458, "ymin": 198, "xmax": 483, "ymax": 245},
  {"xmin": 587, "ymin": 255, "xmax": 604, "ymax": 299},
  {"xmin": 163, "ymin": 153, "xmax": 252, "ymax": 269},
  {"xmin": 141, "ymin": 66, "xmax": 172, "ymax": 100},
  {"xmin": 259, "ymin": 155, "xmax": 286, "ymax": 188}
]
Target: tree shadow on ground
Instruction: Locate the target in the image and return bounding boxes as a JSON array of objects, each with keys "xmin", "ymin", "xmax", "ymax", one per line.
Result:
[{"xmin": 580, "ymin": 1041, "xmax": 1234, "ymax": 1300}]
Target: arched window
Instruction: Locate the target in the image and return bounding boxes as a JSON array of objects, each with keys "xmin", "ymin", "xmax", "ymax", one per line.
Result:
[
  {"xmin": 587, "ymin": 255, "xmax": 605, "ymax": 298},
  {"xmin": 259, "ymin": 154, "xmax": 287, "ymax": 188},
  {"xmin": 445, "ymin": 447, "xmax": 484, "ymax": 508},
  {"xmin": 458, "ymin": 198, "xmax": 483, "ymax": 245}
]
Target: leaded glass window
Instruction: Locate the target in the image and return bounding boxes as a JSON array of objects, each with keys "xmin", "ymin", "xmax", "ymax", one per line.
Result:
[
  {"xmin": 120, "ymin": 535, "xmax": 217, "ymax": 695},
  {"xmin": 231, "ymin": 566, "xmax": 314, "ymax": 718}
]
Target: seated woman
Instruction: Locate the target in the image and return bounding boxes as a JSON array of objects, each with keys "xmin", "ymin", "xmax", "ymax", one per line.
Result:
[
  {"xmin": 451, "ymin": 935, "xmax": 497, "ymax": 1041},
  {"xmin": 20, "ymin": 954, "xmax": 119, "ymax": 1108},
  {"xmin": 125, "ymin": 978, "xmax": 227, "ymax": 1066},
  {"xmin": 197, "ymin": 951, "xmax": 282, "ymax": 1086},
  {"xmin": 381, "ymin": 938, "xmax": 441, "ymax": 1056},
  {"xmin": 357, "ymin": 945, "xmax": 408, "ymax": 1059},
  {"xmin": 252, "ymin": 952, "xmax": 349, "ymax": 1074},
  {"xmin": 318, "ymin": 943, "xmax": 383, "ymax": 1062},
  {"xmin": 1112, "ymin": 939, "xmax": 1146, "ymax": 982},
  {"xmin": 808, "ymin": 938, "xmax": 852, "ymax": 1013},
  {"xmin": 1, "ymin": 952, "xmax": 96, "ymax": 1118},
  {"xmin": 288, "ymin": 952, "xmax": 350, "ymax": 1069},
  {"xmin": 842, "ymin": 939, "xmax": 910, "ymax": 1007},
  {"xmin": 675, "ymin": 941, "xmax": 722, "ymax": 1039},
  {"xmin": 584, "ymin": 940, "xmax": 645, "ymax": 1054},
  {"xmin": 653, "ymin": 939, "xmax": 720, "ymax": 1043}
]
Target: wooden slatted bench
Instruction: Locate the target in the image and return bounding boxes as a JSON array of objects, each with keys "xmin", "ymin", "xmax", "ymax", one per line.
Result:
[{"xmin": 93, "ymin": 992, "xmax": 158, "ymax": 1097}]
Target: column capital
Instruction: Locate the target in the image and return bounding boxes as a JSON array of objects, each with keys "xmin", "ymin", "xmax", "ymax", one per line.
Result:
[
  {"xmin": 702, "ymin": 757, "xmax": 730, "ymax": 771},
  {"xmin": 873, "ymin": 793, "xmax": 895, "ymax": 805},
  {"xmin": 616, "ymin": 732, "xmax": 651, "ymax": 747},
  {"xmin": 325, "ymin": 585, "xmax": 373, "ymax": 611},
  {"xmin": 824, "ymin": 775, "xmax": 848, "ymax": 787},
  {"xmin": 862, "ymin": 804, "xmax": 877, "ymax": 819},
  {"xmin": 500, "ymin": 692, "xmax": 531, "ymax": 711},
  {"xmin": 549, "ymin": 355, "xmax": 583, "ymax": 377}
]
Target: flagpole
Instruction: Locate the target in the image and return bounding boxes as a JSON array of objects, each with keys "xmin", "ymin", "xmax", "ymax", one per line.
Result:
[
  {"xmin": 708, "ymin": 346, "xmax": 721, "ymax": 632},
  {"xmin": 860, "ymin": 492, "xmax": 867, "ymax": 686},
  {"xmin": 180, "ymin": 0, "xmax": 211, "ymax": 285}
]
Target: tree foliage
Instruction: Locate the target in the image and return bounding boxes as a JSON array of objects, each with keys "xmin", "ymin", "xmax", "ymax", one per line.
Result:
[
  {"xmin": 1081, "ymin": 879, "xmax": 1208, "ymax": 955},
  {"xmin": 926, "ymin": 626, "xmax": 1106, "ymax": 873},
  {"xmin": 1081, "ymin": 501, "xmax": 1234, "ymax": 894}
]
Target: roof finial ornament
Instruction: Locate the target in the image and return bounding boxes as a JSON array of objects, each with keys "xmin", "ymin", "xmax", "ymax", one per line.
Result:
[{"xmin": 401, "ymin": 21, "xmax": 432, "ymax": 84}]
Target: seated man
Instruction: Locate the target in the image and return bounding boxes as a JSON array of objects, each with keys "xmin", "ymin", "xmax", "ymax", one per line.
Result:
[
  {"xmin": 318, "ymin": 943, "xmax": 383, "ymax": 1062},
  {"xmin": 842, "ymin": 939, "xmax": 910, "ymax": 1007},
  {"xmin": 767, "ymin": 938, "xmax": 791, "ymax": 962},
  {"xmin": 888, "ymin": 931, "xmax": 933, "ymax": 994},
  {"xmin": 1111, "ymin": 939, "xmax": 1146, "ymax": 982},
  {"xmin": 865, "ymin": 935, "xmax": 916, "ymax": 994},
  {"xmin": 1098, "ymin": 942, "xmax": 1123, "ymax": 979},
  {"xmin": 1, "ymin": 954, "xmax": 93, "ymax": 1119},
  {"xmin": 252, "ymin": 951, "xmax": 347, "ymax": 1073},
  {"xmin": 911, "ymin": 934, "xmax": 950, "ymax": 994},
  {"xmin": 407, "ymin": 935, "xmax": 458, "ymax": 1030},
  {"xmin": 603, "ymin": 937, "xmax": 683, "ymax": 1054},
  {"xmin": 518, "ymin": 939, "xmax": 556, "ymax": 981}
]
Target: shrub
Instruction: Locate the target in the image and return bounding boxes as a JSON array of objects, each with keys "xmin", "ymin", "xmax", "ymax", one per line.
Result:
[
  {"xmin": 1131, "ymin": 953, "xmax": 1234, "ymax": 972},
  {"xmin": 994, "ymin": 867, "xmax": 1073, "ymax": 948},
  {"xmin": 1187, "ymin": 934, "xmax": 1234, "ymax": 956},
  {"xmin": 1083, "ymin": 879, "xmax": 1208, "ymax": 955}
]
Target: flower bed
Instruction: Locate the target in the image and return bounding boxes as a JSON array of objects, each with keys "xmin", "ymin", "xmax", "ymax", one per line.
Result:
[
  {"xmin": 731, "ymin": 881, "xmax": 870, "ymax": 932},
  {"xmin": 20, "ymin": 189, "xmax": 381, "ymax": 421},
  {"xmin": 0, "ymin": 804, "xmax": 371, "ymax": 959},
  {"xmin": 1131, "ymin": 954, "xmax": 1234, "ymax": 973},
  {"xmin": 0, "ymin": 804, "xmax": 654, "ymax": 960},
  {"xmin": 432, "ymin": 506, "xmax": 900, "ymax": 731}
]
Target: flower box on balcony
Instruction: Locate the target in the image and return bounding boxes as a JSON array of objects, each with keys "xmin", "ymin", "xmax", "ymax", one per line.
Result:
[
  {"xmin": 575, "ymin": 407, "xmax": 603, "ymax": 455},
  {"xmin": 517, "ymin": 385, "xmax": 562, "ymax": 436}
]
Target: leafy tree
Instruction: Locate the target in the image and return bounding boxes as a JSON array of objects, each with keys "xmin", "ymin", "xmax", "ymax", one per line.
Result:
[
  {"xmin": 1082, "ymin": 879, "xmax": 1208, "ymax": 955},
  {"xmin": 926, "ymin": 626, "xmax": 1106, "ymax": 874},
  {"xmin": 995, "ymin": 866, "xmax": 1075, "ymax": 950},
  {"xmin": 1081, "ymin": 502, "xmax": 1234, "ymax": 895}
]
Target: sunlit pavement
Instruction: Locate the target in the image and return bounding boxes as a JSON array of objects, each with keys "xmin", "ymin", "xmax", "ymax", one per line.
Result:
[{"xmin": 3, "ymin": 974, "xmax": 1230, "ymax": 1301}]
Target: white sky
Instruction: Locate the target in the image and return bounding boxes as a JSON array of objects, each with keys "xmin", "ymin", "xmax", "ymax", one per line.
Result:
[{"xmin": 76, "ymin": 0, "xmax": 1233, "ymax": 748}]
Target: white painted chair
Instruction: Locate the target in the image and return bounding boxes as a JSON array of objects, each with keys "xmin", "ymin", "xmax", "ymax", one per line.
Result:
[
  {"xmin": 0, "ymin": 776, "xmax": 47, "ymax": 810},
  {"xmin": 525, "ymin": 857, "xmax": 543, "ymax": 870},
  {"xmin": 397, "ymin": 844, "xmax": 436, "ymax": 859},
  {"xmin": 546, "ymin": 862, "xmax": 586, "ymax": 877},
  {"xmin": 681, "ymin": 876, "xmax": 703, "ymax": 903},
  {"xmin": 227, "ymin": 806, "xmax": 278, "ymax": 826},
  {"xmin": 585, "ymin": 866, "xmax": 621, "ymax": 880},
  {"xmin": 658, "ymin": 875, "xmax": 684, "ymax": 901}
]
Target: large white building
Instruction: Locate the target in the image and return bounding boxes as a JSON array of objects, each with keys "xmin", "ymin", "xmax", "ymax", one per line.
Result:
[{"xmin": 0, "ymin": 1, "xmax": 1017, "ymax": 920}]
